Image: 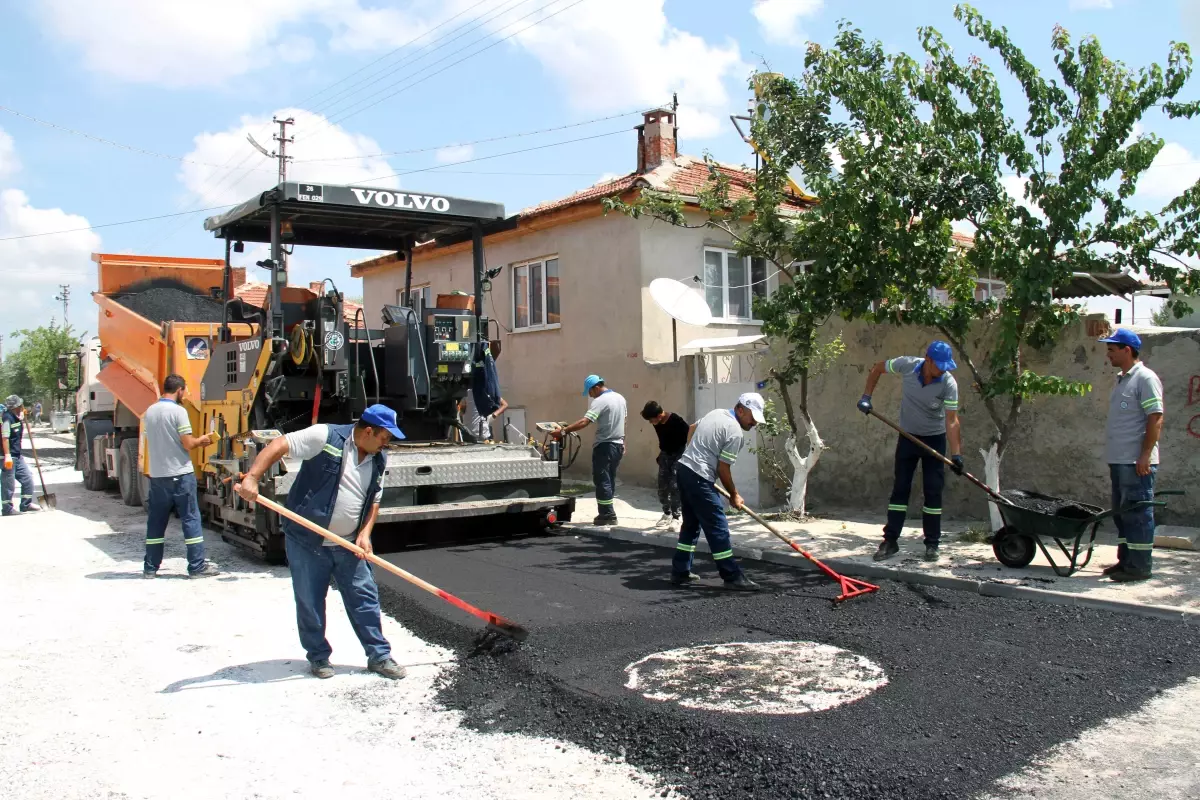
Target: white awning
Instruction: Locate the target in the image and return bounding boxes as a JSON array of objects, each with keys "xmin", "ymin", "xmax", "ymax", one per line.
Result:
[{"xmin": 679, "ymin": 334, "xmax": 766, "ymax": 355}]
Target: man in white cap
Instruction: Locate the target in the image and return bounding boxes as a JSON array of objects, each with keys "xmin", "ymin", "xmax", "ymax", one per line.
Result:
[
  {"xmin": 555, "ymin": 374, "xmax": 627, "ymax": 525},
  {"xmin": 670, "ymin": 393, "xmax": 765, "ymax": 591}
]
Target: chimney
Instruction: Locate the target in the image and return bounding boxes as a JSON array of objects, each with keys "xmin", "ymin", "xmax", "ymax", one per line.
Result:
[
  {"xmin": 309, "ymin": 281, "xmax": 324, "ymax": 295},
  {"xmin": 637, "ymin": 108, "xmax": 677, "ymax": 173}
]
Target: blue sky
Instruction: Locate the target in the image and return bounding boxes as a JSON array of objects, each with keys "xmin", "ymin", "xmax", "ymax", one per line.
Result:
[{"xmin": 1, "ymin": 0, "xmax": 1197, "ymax": 343}]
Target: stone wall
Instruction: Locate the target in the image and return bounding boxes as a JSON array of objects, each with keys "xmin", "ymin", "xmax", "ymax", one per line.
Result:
[{"xmin": 773, "ymin": 319, "xmax": 1200, "ymax": 525}]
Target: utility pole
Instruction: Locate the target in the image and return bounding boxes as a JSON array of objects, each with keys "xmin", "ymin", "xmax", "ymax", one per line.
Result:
[
  {"xmin": 55, "ymin": 284, "xmax": 70, "ymax": 326},
  {"xmin": 273, "ymin": 116, "xmax": 294, "ymax": 185}
]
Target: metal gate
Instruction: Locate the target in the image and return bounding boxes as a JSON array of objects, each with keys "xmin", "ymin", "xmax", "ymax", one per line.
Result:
[{"xmin": 693, "ymin": 351, "xmax": 761, "ymax": 507}]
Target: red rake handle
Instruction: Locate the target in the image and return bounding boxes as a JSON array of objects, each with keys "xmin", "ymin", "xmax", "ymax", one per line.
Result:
[
  {"xmin": 248, "ymin": 492, "xmax": 528, "ymax": 637},
  {"xmin": 713, "ymin": 485, "xmax": 879, "ymax": 602}
]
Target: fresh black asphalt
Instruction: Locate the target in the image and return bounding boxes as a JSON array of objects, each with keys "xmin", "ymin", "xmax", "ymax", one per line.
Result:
[{"xmin": 372, "ymin": 529, "xmax": 1200, "ymax": 800}]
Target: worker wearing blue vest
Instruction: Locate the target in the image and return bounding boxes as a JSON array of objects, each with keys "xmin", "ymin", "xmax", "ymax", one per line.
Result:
[
  {"xmin": 236, "ymin": 405, "xmax": 408, "ymax": 681},
  {"xmin": 2, "ymin": 395, "xmax": 39, "ymax": 516}
]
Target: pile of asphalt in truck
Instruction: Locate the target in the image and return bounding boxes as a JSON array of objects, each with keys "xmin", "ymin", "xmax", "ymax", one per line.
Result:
[{"xmin": 114, "ymin": 284, "xmax": 226, "ymax": 324}]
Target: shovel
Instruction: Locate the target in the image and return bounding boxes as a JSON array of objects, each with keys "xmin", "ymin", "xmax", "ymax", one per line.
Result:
[{"xmin": 25, "ymin": 424, "xmax": 56, "ymax": 509}]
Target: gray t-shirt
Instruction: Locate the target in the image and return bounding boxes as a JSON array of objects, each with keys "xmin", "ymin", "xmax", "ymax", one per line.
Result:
[
  {"xmin": 585, "ymin": 389, "xmax": 627, "ymax": 445},
  {"xmin": 677, "ymin": 408, "xmax": 744, "ymax": 484},
  {"xmin": 144, "ymin": 399, "xmax": 195, "ymax": 478},
  {"xmin": 1106, "ymin": 362, "xmax": 1164, "ymax": 465},
  {"xmin": 886, "ymin": 356, "xmax": 959, "ymax": 436},
  {"xmin": 286, "ymin": 424, "xmax": 384, "ymax": 544},
  {"xmin": 461, "ymin": 392, "xmax": 492, "ymax": 440}
]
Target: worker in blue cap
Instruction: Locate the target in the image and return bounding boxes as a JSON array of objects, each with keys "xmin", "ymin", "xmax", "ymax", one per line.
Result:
[
  {"xmin": 1097, "ymin": 327, "xmax": 1164, "ymax": 582},
  {"xmin": 236, "ymin": 404, "xmax": 409, "ymax": 681},
  {"xmin": 554, "ymin": 375, "xmax": 628, "ymax": 525},
  {"xmin": 858, "ymin": 341, "xmax": 963, "ymax": 562}
]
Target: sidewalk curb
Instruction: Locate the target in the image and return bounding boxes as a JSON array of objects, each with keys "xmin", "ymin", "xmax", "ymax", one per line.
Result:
[{"xmin": 569, "ymin": 523, "xmax": 1200, "ymax": 624}]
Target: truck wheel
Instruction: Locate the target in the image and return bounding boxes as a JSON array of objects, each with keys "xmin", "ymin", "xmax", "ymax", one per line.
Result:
[
  {"xmin": 118, "ymin": 438, "xmax": 143, "ymax": 507},
  {"xmin": 80, "ymin": 429, "xmax": 112, "ymax": 492}
]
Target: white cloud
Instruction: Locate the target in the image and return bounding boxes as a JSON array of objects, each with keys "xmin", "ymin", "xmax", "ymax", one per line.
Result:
[
  {"xmin": 1137, "ymin": 141, "xmax": 1200, "ymax": 200},
  {"xmin": 1068, "ymin": 0, "xmax": 1113, "ymax": 9},
  {"xmin": 1002, "ymin": 174, "xmax": 1047, "ymax": 220},
  {"xmin": 435, "ymin": 145, "xmax": 475, "ymax": 164},
  {"xmin": 752, "ymin": 0, "xmax": 823, "ymax": 46},
  {"xmin": 508, "ymin": 0, "xmax": 748, "ymax": 139},
  {"xmin": 179, "ymin": 107, "xmax": 398, "ymax": 206},
  {"xmin": 0, "ymin": 188, "xmax": 102, "ymax": 335},
  {"xmin": 31, "ymin": 0, "xmax": 436, "ymax": 88},
  {"xmin": 0, "ymin": 128, "xmax": 18, "ymax": 180}
]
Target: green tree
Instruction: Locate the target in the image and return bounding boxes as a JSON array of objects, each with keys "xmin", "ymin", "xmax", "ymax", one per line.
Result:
[
  {"xmin": 3, "ymin": 324, "xmax": 81, "ymax": 408},
  {"xmin": 748, "ymin": 5, "xmax": 1200, "ymax": 527}
]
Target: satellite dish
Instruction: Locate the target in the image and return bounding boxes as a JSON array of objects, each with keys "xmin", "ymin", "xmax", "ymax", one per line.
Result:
[{"xmin": 650, "ymin": 278, "xmax": 712, "ymax": 327}]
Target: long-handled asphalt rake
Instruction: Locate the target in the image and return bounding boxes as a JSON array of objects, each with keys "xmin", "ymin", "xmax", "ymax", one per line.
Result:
[
  {"xmin": 234, "ymin": 479, "xmax": 529, "ymax": 641},
  {"xmin": 25, "ymin": 424, "xmax": 56, "ymax": 509},
  {"xmin": 714, "ymin": 485, "xmax": 879, "ymax": 603}
]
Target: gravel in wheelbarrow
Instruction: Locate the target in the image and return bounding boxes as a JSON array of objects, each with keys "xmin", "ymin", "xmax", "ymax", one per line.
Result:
[{"xmin": 1000, "ymin": 489, "xmax": 1095, "ymax": 520}]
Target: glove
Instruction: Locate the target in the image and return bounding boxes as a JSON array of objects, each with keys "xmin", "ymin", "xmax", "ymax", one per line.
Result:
[
  {"xmin": 3, "ymin": 455, "xmax": 11, "ymax": 470},
  {"xmin": 950, "ymin": 455, "xmax": 964, "ymax": 476},
  {"xmin": 857, "ymin": 394, "xmax": 873, "ymax": 415}
]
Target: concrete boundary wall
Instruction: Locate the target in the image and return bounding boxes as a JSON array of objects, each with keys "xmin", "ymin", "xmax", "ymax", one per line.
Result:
[{"xmin": 768, "ymin": 320, "xmax": 1200, "ymax": 525}]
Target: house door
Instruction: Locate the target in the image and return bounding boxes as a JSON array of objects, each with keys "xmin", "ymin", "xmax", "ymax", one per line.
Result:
[{"xmin": 693, "ymin": 352, "xmax": 760, "ymax": 507}]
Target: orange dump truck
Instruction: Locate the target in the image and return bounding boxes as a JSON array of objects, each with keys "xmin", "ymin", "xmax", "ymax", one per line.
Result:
[{"xmin": 74, "ymin": 253, "xmax": 260, "ymax": 506}]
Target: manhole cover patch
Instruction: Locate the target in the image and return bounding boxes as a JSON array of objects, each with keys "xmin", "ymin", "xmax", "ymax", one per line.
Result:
[{"xmin": 623, "ymin": 641, "xmax": 887, "ymax": 715}]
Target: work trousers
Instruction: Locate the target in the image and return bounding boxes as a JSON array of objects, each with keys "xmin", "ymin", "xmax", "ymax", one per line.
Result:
[
  {"xmin": 1, "ymin": 455, "xmax": 35, "ymax": 512},
  {"xmin": 593, "ymin": 441, "xmax": 623, "ymax": 518},
  {"xmin": 1110, "ymin": 463, "xmax": 1156, "ymax": 576},
  {"xmin": 144, "ymin": 473, "xmax": 207, "ymax": 573},
  {"xmin": 285, "ymin": 534, "xmax": 391, "ymax": 664},
  {"xmin": 672, "ymin": 464, "xmax": 742, "ymax": 581},
  {"xmin": 656, "ymin": 450, "xmax": 683, "ymax": 516},
  {"xmin": 883, "ymin": 433, "xmax": 946, "ymax": 546}
]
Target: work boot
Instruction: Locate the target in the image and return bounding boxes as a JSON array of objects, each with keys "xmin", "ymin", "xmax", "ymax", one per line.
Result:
[
  {"xmin": 1110, "ymin": 568, "xmax": 1152, "ymax": 583},
  {"xmin": 309, "ymin": 659, "xmax": 335, "ymax": 679},
  {"xmin": 593, "ymin": 514, "xmax": 618, "ymax": 526},
  {"xmin": 142, "ymin": 569, "xmax": 157, "ymax": 579},
  {"xmin": 1100, "ymin": 562, "xmax": 1123, "ymax": 576},
  {"xmin": 723, "ymin": 575, "xmax": 761, "ymax": 592},
  {"xmin": 22, "ymin": 502, "xmax": 41, "ymax": 512},
  {"xmin": 2, "ymin": 507, "xmax": 17, "ymax": 517},
  {"xmin": 670, "ymin": 515, "xmax": 681, "ymax": 533},
  {"xmin": 367, "ymin": 657, "xmax": 407, "ymax": 680},
  {"xmin": 670, "ymin": 571, "xmax": 701, "ymax": 586},
  {"xmin": 923, "ymin": 545, "xmax": 940, "ymax": 562},
  {"xmin": 654, "ymin": 513, "xmax": 672, "ymax": 529},
  {"xmin": 188, "ymin": 562, "xmax": 221, "ymax": 579},
  {"xmin": 873, "ymin": 540, "xmax": 900, "ymax": 562}
]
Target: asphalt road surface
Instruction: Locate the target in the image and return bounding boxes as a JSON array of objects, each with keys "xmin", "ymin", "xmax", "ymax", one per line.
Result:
[{"xmin": 371, "ymin": 528, "xmax": 1200, "ymax": 800}]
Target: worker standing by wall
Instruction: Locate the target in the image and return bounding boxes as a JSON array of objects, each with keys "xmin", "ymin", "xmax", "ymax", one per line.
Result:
[
  {"xmin": 641, "ymin": 400, "xmax": 689, "ymax": 531},
  {"xmin": 142, "ymin": 375, "xmax": 218, "ymax": 578},
  {"xmin": 858, "ymin": 341, "xmax": 963, "ymax": 563},
  {"xmin": 555, "ymin": 375, "xmax": 627, "ymax": 525},
  {"xmin": 671, "ymin": 393, "xmax": 765, "ymax": 591},
  {"xmin": 1098, "ymin": 329, "xmax": 1164, "ymax": 583},
  {"xmin": 2, "ymin": 396, "xmax": 39, "ymax": 516},
  {"xmin": 461, "ymin": 391, "xmax": 509, "ymax": 442},
  {"xmin": 235, "ymin": 405, "xmax": 408, "ymax": 681}
]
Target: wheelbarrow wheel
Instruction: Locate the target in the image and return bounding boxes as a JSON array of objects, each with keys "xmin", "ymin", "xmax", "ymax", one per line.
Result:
[{"xmin": 993, "ymin": 527, "xmax": 1036, "ymax": 569}]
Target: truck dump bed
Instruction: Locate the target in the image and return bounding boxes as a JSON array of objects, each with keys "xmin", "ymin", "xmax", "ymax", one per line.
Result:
[{"xmin": 92, "ymin": 253, "xmax": 253, "ymax": 418}]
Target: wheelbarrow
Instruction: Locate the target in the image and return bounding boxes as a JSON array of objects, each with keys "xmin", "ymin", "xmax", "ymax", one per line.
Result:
[
  {"xmin": 992, "ymin": 489, "xmax": 1184, "ymax": 577},
  {"xmin": 866, "ymin": 409, "xmax": 1183, "ymax": 577}
]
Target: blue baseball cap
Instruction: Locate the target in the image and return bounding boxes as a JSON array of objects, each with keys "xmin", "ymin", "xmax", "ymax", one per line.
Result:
[
  {"xmin": 583, "ymin": 374, "xmax": 604, "ymax": 396},
  {"xmin": 1098, "ymin": 327, "xmax": 1142, "ymax": 350},
  {"xmin": 926, "ymin": 340, "xmax": 957, "ymax": 372},
  {"xmin": 359, "ymin": 404, "xmax": 406, "ymax": 440}
]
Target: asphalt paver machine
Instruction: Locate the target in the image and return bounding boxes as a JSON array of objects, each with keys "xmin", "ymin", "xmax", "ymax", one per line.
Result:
[{"xmin": 197, "ymin": 182, "xmax": 574, "ymax": 562}]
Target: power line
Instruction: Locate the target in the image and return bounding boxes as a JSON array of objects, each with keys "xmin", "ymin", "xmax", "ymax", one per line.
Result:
[
  {"xmin": 324, "ymin": 0, "xmax": 591, "ymax": 132},
  {"xmin": 295, "ymin": 107, "xmax": 655, "ymax": 163},
  {"xmin": 0, "ymin": 205, "xmax": 231, "ymax": 243},
  {"xmin": 363, "ymin": 126, "xmax": 631, "ymax": 182}
]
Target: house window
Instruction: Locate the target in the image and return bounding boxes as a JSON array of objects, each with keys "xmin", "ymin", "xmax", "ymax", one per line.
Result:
[
  {"xmin": 975, "ymin": 279, "xmax": 1006, "ymax": 302},
  {"xmin": 399, "ymin": 285, "xmax": 432, "ymax": 320},
  {"xmin": 703, "ymin": 248, "xmax": 772, "ymax": 321},
  {"xmin": 512, "ymin": 257, "xmax": 560, "ymax": 331}
]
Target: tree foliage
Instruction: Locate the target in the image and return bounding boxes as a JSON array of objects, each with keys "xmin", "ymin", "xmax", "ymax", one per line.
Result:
[{"xmin": 0, "ymin": 324, "xmax": 80, "ymax": 406}]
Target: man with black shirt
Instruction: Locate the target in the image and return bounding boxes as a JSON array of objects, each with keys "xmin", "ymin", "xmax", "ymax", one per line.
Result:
[{"xmin": 641, "ymin": 400, "xmax": 689, "ymax": 531}]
